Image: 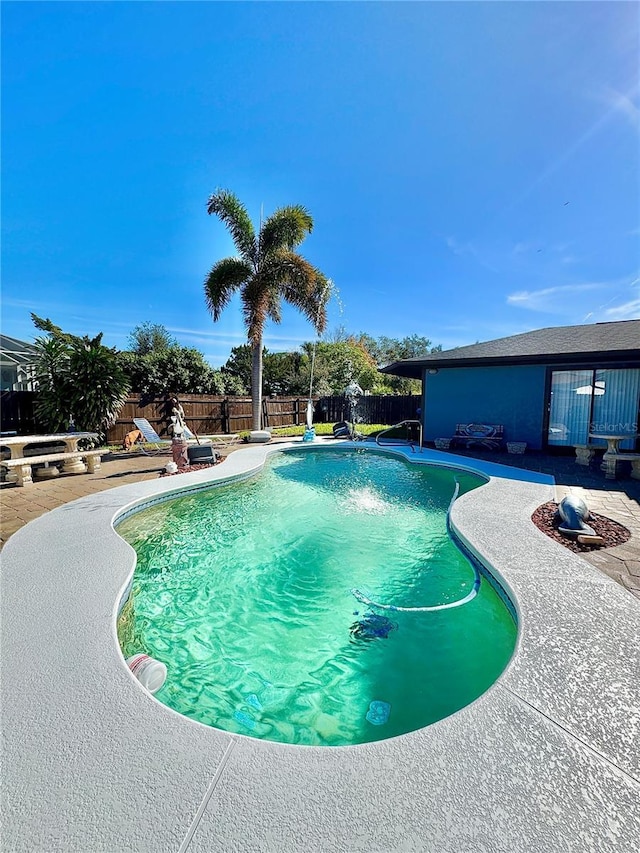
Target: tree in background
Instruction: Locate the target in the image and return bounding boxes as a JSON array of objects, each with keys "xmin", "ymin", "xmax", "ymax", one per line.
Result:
[
  {"xmin": 220, "ymin": 345, "xmax": 305, "ymax": 397},
  {"xmin": 219, "ymin": 333, "xmax": 441, "ymax": 398},
  {"xmin": 357, "ymin": 333, "xmax": 442, "ymax": 394},
  {"xmin": 295, "ymin": 333, "xmax": 439, "ymax": 397},
  {"xmin": 31, "ymin": 314, "xmax": 130, "ymax": 439},
  {"xmin": 300, "ymin": 338, "xmax": 379, "ymax": 396},
  {"xmin": 205, "ymin": 189, "xmax": 330, "ymax": 429},
  {"xmin": 127, "ymin": 321, "xmax": 177, "ymax": 355},
  {"xmin": 119, "ymin": 346, "xmax": 226, "ymax": 397},
  {"xmin": 357, "ymin": 333, "xmax": 439, "ymax": 366},
  {"xmin": 264, "ymin": 351, "xmax": 304, "ymax": 396},
  {"xmin": 119, "ymin": 322, "xmax": 239, "ymax": 396},
  {"xmin": 220, "ymin": 344, "xmax": 254, "ymax": 394}
]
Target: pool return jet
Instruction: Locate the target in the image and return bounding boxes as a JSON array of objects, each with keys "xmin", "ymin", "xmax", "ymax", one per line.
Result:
[{"xmin": 350, "ymin": 481, "xmax": 482, "ymax": 615}]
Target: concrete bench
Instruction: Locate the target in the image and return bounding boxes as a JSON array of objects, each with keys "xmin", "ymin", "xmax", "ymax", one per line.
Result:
[
  {"xmin": 602, "ymin": 452, "xmax": 640, "ymax": 481},
  {"xmin": 1, "ymin": 450, "xmax": 104, "ymax": 487}
]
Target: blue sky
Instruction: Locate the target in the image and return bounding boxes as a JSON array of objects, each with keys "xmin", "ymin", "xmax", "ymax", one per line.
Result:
[{"xmin": 2, "ymin": 1, "xmax": 638, "ymax": 367}]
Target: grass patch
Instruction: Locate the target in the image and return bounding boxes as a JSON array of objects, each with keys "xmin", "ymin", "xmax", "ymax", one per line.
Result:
[{"xmin": 271, "ymin": 423, "xmax": 392, "ymax": 438}]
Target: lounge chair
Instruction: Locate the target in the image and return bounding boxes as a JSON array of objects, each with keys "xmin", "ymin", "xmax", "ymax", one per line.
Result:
[
  {"xmin": 132, "ymin": 418, "xmax": 172, "ymax": 453},
  {"xmin": 204, "ymin": 433, "xmax": 241, "ymax": 448},
  {"xmin": 181, "ymin": 424, "xmax": 212, "ymax": 445},
  {"xmin": 133, "ymin": 418, "xmax": 213, "ymax": 454}
]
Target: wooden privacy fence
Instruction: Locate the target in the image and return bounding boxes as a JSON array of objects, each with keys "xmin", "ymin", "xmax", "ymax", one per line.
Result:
[
  {"xmin": 108, "ymin": 394, "xmax": 420, "ymax": 444},
  {"xmin": 107, "ymin": 395, "xmax": 318, "ymax": 445},
  {"xmin": 1, "ymin": 391, "xmax": 420, "ymax": 442},
  {"xmin": 319, "ymin": 394, "xmax": 419, "ymax": 426},
  {"xmin": 1, "ymin": 390, "xmax": 39, "ymax": 435}
]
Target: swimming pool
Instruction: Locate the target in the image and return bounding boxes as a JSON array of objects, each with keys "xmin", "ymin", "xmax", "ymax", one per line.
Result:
[
  {"xmin": 7, "ymin": 439, "xmax": 638, "ymax": 851},
  {"xmin": 117, "ymin": 448, "xmax": 517, "ymax": 746}
]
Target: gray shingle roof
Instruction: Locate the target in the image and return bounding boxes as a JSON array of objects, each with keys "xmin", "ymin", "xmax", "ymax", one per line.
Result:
[{"xmin": 381, "ymin": 320, "xmax": 640, "ymax": 378}]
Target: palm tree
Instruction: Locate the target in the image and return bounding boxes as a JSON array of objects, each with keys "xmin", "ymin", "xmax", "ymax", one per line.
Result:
[{"xmin": 205, "ymin": 189, "xmax": 330, "ymax": 430}]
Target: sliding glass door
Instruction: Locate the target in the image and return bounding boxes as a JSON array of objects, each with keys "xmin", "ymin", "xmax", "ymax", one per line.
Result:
[
  {"xmin": 547, "ymin": 370, "xmax": 593, "ymax": 446},
  {"xmin": 547, "ymin": 368, "xmax": 640, "ymax": 449}
]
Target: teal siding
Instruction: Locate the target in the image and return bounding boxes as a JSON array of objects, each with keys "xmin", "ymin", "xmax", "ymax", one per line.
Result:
[{"xmin": 423, "ymin": 365, "xmax": 548, "ymax": 449}]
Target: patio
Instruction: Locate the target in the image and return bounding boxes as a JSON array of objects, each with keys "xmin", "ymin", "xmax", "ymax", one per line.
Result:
[
  {"xmin": 1, "ymin": 439, "xmax": 639, "ymax": 852},
  {"xmin": 435, "ymin": 445, "xmax": 640, "ymax": 598}
]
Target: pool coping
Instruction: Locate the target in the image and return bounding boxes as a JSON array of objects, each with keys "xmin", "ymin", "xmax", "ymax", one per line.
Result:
[{"xmin": 2, "ymin": 440, "xmax": 639, "ymax": 852}]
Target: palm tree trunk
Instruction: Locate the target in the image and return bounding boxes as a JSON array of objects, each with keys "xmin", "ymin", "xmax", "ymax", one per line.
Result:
[{"xmin": 251, "ymin": 340, "xmax": 263, "ymax": 430}]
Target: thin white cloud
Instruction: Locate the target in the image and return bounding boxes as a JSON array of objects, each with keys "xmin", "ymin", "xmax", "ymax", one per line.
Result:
[
  {"xmin": 166, "ymin": 327, "xmax": 247, "ymax": 343},
  {"xmin": 604, "ymin": 299, "xmax": 640, "ymax": 320},
  {"xmin": 509, "ymin": 273, "xmax": 640, "ymax": 317},
  {"xmin": 167, "ymin": 326, "xmax": 312, "ymax": 349},
  {"xmin": 1, "ymin": 298, "xmax": 44, "ymax": 311},
  {"xmin": 444, "ymin": 236, "xmax": 501, "ymax": 273},
  {"xmin": 2, "ymin": 297, "xmax": 138, "ymax": 331},
  {"xmin": 599, "ymin": 84, "xmax": 640, "ymax": 131},
  {"xmin": 445, "ymin": 236, "xmax": 468, "ymax": 256},
  {"xmin": 433, "ymin": 319, "xmax": 546, "ymax": 351},
  {"xmin": 168, "ymin": 325, "xmax": 306, "ymax": 343},
  {"xmin": 511, "ymin": 241, "xmax": 535, "ymax": 256},
  {"xmin": 602, "ymin": 277, "xmax": 640, "ymax": 319},
  {"xmin": 507, "ymin": 283, "xmax": 602, "ymax": 313}
]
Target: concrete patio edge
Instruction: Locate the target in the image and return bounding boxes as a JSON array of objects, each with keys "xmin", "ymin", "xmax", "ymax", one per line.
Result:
[{"xmin": 1, "ymin": 441, "xmax": 639, "ymax": 852}]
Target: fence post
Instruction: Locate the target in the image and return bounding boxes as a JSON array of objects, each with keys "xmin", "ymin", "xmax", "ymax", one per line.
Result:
[{"xmin": 223, "ymin": 398, "xmax": 230, "ymax": 434}]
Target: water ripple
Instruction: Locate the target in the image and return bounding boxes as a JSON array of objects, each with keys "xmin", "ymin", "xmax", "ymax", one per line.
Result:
[{"xmin": 117, "ymin": 450, "xmax": 515, "ymax": 745}]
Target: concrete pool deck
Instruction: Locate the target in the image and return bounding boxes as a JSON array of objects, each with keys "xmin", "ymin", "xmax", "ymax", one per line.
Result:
[
  {"xmin": 2, "ymin": 441, "xmax": 639, "ymax": 597},
  {"xmin": 1, "ymin": 441, "xmax": 639, "ymax": 851}
]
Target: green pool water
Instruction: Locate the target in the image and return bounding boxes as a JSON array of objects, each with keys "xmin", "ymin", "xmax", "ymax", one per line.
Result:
[{"xmin": 117, "ymin": 448, "xmax": 517, "ymax": 746}]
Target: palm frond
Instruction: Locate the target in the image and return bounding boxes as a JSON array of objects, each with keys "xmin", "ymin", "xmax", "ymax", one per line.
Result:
[
  {"xmin": 264, "ymin": 252, "xmax": 330, "ymax": 334},
  {"xmin": 241, "ymin": 278, "xmax": 270, "ymax": 345},
  {"xmin": 260, "ymin": 205, "xmax": 314, "ymax": 257},
  {"xmin": 284, "ymin": 274, "xmax": 329, "ymax": 334},
  {"xmin": 307, "ymin": 272, "xmax": 331, "ymax": 334},
  {"xmin": 206, "ymin": 189, "xmax": 257, "ymax": 264},
  {"xmin": 265, "ymin": 283, "xmax": 282, "ymax": 325},
  {"xmin": 204, "ymin": 257, "xmax": 253, "ymax": 321}
]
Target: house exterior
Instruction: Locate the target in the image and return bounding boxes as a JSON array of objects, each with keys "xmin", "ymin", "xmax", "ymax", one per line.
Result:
[
  {"xmin": 380, "ymin": 320, "xmax": 640, "ymax": 451},
  {"xmin": 0, "ymin": 335, "xmax": 38, "ymax": 391}
]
